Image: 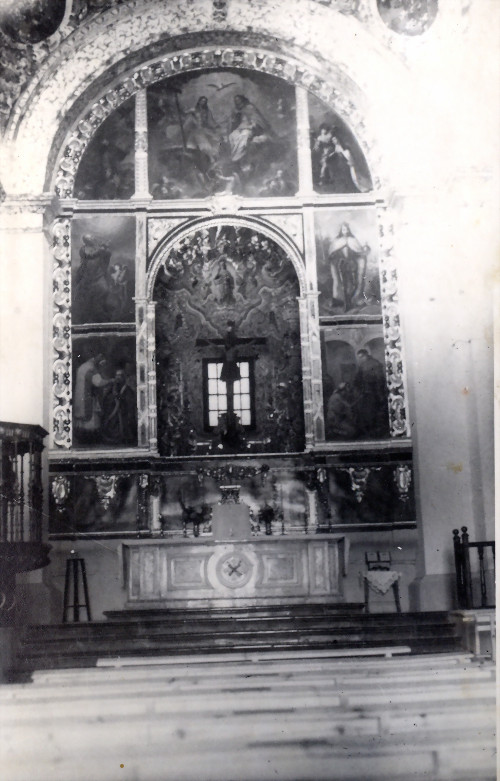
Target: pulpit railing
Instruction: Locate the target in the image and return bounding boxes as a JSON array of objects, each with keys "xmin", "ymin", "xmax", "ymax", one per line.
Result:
[
  {"xmin": 0, "ymin": 422, "xmax": 51, "ymax": 619},
  {"xmin": 0, "ymin": 421, "xmax": 47, "ymax": 543},
  {"xmin": 453, "ymin": 527, "xmax": 495, "ymax": 609}
]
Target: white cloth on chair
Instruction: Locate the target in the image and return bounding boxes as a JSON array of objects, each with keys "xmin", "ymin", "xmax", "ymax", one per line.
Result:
[{"xmin": 362, "ymin": 570, "xmax": 401, "ymax": 595}]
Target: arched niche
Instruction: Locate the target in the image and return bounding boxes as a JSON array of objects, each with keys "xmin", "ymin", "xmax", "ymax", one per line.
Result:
[{"xmin": 147, "ymin": 220, "xmax": 307, "ymax": 457}]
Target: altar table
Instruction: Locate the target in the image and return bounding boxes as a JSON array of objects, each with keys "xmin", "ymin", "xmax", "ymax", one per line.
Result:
[{"xmin": 121, "ymin": 535, "xmax": 348, "ymax": 609}]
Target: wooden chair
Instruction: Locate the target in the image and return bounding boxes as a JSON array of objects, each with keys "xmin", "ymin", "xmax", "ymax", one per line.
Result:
[{"xmin": 362, "ymin": 551, "xmax": 402, "ymax": 613}]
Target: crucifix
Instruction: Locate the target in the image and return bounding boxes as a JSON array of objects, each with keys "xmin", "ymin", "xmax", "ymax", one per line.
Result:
[{"xmin": 196, "ymin": 320, "xmax": 266, "ymax": 447}]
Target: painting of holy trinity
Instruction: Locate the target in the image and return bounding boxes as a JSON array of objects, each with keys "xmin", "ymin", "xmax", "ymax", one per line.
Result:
[
  {"xmin": 315, "ymin": 208, "xmax": 381, "ymax": 317},
  {"xmin": 73, "ymin": 96, "xmax": 135, "ymax": 200},
  {"xmin": 71, "ymin": 215, "xmax": 136, "ymax": 325},
  {"xmin": 72, "ymin": 335, "xmax": 137, "ymax": 449},
  {"xmin": 308, "ymin": 92, "xmax": 372, "ymax": 194},
  {"xmin": 148, "ymin": 68, "xmax": 298, "ymax": 199}
]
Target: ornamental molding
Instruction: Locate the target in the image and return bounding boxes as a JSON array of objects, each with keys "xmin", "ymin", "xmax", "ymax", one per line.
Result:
[
  {"xmin": 376, "ymin": 204, "xmax": 411, "ymax": 439},
  {"xmin": 147, "ymin": 217, "xmax": 191, "ymax": 259},
  {"xmin": 0, "ymin": 194, "xmax": 55, "ymax": 217},
  {"xmin": 51, "ymin": 217, "xmax": 72, "ymax": 450}
]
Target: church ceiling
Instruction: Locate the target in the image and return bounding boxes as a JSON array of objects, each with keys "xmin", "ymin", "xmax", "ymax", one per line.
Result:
[{"xmin": 0, "ymin": 0, "xmax": 453, "ymax": 139}]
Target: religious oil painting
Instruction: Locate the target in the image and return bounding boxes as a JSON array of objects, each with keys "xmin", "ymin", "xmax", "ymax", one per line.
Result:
[
  {"xmin": 154, "ymin": 224, "xmax": 304, "ymax": 456},
  {"xmin": 321, "ymin": 326, "xmax": 390, "ymax": 441},
  {"xmin": 72, "ymin": 335, "xmax": 137, "ymax": 449},
  {"xmin": 0, "ymin": 0, "xmax": 66, "ymax": 44},
  {"xmin": 73, "ymin": 96, "xmax": 135, "ymax": 199},
  {"xmin": 49, "ymin": 473, "xmax": 140, "ymax": 536},
  {"xmin": 377, "ymin": 0, "xmax": 438, "ymax": 36},
  {"xmin": 308, "ymin": 92, "xmax": 372, "ymax": 194},
  {"xmin": 148, "ymin": 69, "xmax": 298, "ymax": 199},
  {"xmin": 315, "ymin": 208, "xmax": 381, "ymax": 317},
  {"xmin": 71, "ymin": 215, "xmax": 136, "ymax": 325}
]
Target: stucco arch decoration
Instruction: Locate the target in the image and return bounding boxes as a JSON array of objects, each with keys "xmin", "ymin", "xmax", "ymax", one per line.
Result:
[{"xmin": 0, "ymin": 0, "xmax": 417, "ymax": 199}]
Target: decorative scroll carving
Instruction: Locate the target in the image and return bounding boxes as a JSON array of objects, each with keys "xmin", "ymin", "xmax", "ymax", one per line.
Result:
[
  {"xmin": 196, "ymin": 464, "xmax": 264, "ymax": 484},
  {"xmin": 394, "ymin": 464, "xmax": 412, "ymax": 501},
  {"xmin": 147, "ymin": 218, "xmax": 190, "ymax": 261},
  {"xmin": 261, "ymin": 214, "xmax": 304, "ymax": 254},
  {"xmin": 212, "ymin": 0, "xmax": 229, "ymax": 23},
  {"xmin": 51, "ymin": 217, "xmax": 72, "ymax": 449},
  {"xmin": 219, "ymin": 485, "xmax": 241, "ymax": 504},
  {"xmin": 377, "ymin": 206, "xmax": 410, "ymax": 439},
  {"xmin": 52, "ymin": 47, "xmax": 379, "ymax": 198},
  {"xmin": 341, "ymin": 466, "xmax": 381, "ymax": 503},
  {"xmin": 69, "ymin": 1, "xmax": 123, "ymax": 27},
  {"xmin": 51, "ymin": 474, "xmax": 70, "ymax": 507}
]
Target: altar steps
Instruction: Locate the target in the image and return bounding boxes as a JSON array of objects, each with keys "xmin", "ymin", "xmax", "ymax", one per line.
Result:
[
  {"xmin": 0, "ymin": 651, "xmax": 495, "ymax": 780},
  {"xmin": 14, "ymin": 607, "xmax": 463, "ymax": 673}
]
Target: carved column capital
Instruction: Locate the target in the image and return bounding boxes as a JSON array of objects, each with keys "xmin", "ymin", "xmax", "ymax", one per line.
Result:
[{"xmin": 0, "ymin": 194, "xmax": 57, "ymax": 231}]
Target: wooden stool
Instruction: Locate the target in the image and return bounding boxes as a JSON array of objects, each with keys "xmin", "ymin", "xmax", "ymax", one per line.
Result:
[{"xmin": 62, "ymin": 552, "xmax": 91, "ymax": 623}]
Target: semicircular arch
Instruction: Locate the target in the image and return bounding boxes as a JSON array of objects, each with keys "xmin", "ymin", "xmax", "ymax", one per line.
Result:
[
  {"xmin": 147, "ymin": 213, "xmax": 307, "ymax": 300},
  {"xmin": 49, "ymin": 45, "xmax": 383, "ymax": 198}
]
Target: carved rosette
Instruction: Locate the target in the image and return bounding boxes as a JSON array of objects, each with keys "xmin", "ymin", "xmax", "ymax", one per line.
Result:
[
  {"xmin": 52, "ymin": 47, "xmax": 380, "ymax": 198},
  {"xmin": 377, "ymin": 206, "xmax": 410, "ymax": 439},
  {"xmin": 51, "ymin": 218, "xmax": 72, "ymax": 449}
]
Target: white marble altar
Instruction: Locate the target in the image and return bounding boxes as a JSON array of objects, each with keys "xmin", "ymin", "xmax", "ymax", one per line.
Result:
[{"xmin": 122, "ymin": 535, "xmax": 348, "ymax": 608}]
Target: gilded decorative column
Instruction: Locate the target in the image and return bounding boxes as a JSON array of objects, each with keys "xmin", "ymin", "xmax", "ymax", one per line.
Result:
[
  {"xmin": 146, "ymin": 301, "xmax": 158, "ymax": 453},
  {"xmin": 376, "ymin": 203, "xmax": 411, "ymax": 439},
  {"xmin": 301, "ymin": 204, "xmax": 325, "ymax": 447},
  {"xmin": 295, "ymin": 86, "xmax": 314, "ymax": 196},
  {"xmin": 133, "ymin": 91, "xmax": 151, "ymax": 200}
]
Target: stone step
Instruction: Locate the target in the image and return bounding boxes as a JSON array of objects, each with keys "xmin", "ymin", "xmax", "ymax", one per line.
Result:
[
  {"xmin": 2, "ymin": 651, "xmax": 493, "ymax": 780},
  {"xmin": 1, "ymin": 724, "xmax": 494, "ymax": 781},
  {"xmin": 2, "ymin": 666, "xmax": 494, "ymax": 707}
]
